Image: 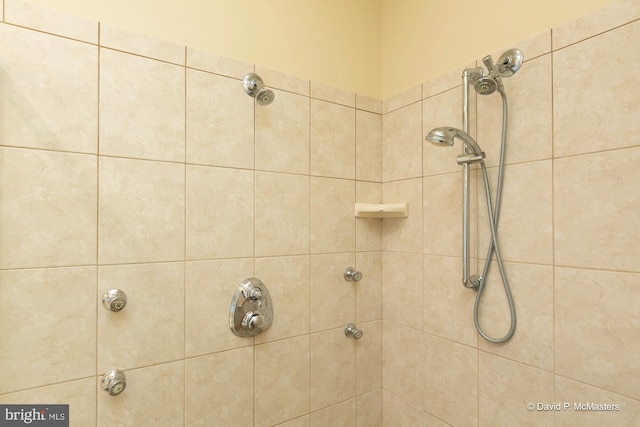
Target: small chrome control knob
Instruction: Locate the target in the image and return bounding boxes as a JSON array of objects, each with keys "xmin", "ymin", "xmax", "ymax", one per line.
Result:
[
  {"xmin": 101, "ymin": 369, "xmax": 126, "ymax": 396},
  {"xmin": 102, "ymin": 289, "xmax": 127, "ymax": 312},
  {"xmin": 243, "ymin": 310, "xmax": 266, "ymax": 330},
  {"xmin": 345, "ymin": 323, "xmax": 363, "ymax": 340},
  {"xmin": 344, "ymin": 267, "xmax": 362, "ymax": 282},
  {"xmin": 247, "ymin": 287, "xmax": 262, "ymax": 301}
]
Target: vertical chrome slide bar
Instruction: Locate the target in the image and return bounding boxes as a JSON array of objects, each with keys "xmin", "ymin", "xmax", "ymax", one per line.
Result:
[{"xmin": 461, "ymin": 70, "xmax": 471, "ymax": 287}]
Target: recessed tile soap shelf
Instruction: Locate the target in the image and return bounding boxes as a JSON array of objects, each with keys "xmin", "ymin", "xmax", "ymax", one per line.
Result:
[{"xmin": 354, "ymin": 202, "xmax": 408, "ymax": 218}]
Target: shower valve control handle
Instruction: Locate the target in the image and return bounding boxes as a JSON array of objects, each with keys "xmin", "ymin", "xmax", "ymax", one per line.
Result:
[
  {"xmin": 243, "ymin": 310, "xmax": 267, "ymax": 330},
  {"xmin": 344, "ymin": 267, "xmax": 362, "ymax": 282}
]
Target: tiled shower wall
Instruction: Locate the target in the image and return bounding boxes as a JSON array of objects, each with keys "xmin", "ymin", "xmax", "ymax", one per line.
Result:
[
  {"xmin": 0, "ymin": 1, "xmax": 383, "ymax": 426},
  {"xmin": 380, "ymin": 0, "xmax": 640, "ymax": 425}
]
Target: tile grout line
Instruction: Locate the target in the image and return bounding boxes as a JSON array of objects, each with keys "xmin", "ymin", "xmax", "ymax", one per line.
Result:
[{"xmin": 183, "ymin": 44, "xmax": 188, "ymax": 427}]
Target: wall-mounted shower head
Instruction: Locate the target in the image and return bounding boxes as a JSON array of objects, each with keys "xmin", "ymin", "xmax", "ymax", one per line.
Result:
[
  {"xmin": 426, "ymin": 127, "xmax": 484, "ymax": 157},
  {"xmin": 242, "ymin": 73, "xmax": 275, "ymax": 106},
  {"xmin": 474, "ymin": 76, "xmax": 498, "ymax": 95}
]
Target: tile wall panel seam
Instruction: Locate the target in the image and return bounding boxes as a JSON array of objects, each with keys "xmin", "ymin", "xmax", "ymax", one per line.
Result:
[
  {"xmin": 551, "ymin": 17, "xmax": 640, "ymax": 53},
  {"xmin": 552, "ymin": 373, "xmax": 640, "ymax": 403},
  {"xmin": 1, "ymin": 21, "xmax": 98, "ymax": 46},
  {"xmin": 97, "ymin": 45, "xmax": 184, "ymax": 67}
]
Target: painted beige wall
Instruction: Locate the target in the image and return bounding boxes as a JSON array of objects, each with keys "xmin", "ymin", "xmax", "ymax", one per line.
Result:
[
  {"xmin": 26, "ymin": 0, "xmax": 382, "ymax": 97},
  {"xmin": 381, "ymin": 0, "xmax": 617, "ymax": 97},
  {"xmin": 28, "ymin": 0, "xmax": 617, "ymax": 98}
]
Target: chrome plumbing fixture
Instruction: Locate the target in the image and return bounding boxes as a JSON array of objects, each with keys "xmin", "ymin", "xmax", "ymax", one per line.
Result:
[
  {"xmin": 344, "ymin": 323, "xmax": 363, "ymax": 339},
  {"xmin": 102, "ymin": 289, "xmax": 127, "ymax": 312},
  {"xmin": 343, "ymin": 267, "xmax": 362, "ymax": 282},
  {"xmin": 425, "ymin": 48, "xmax": 523, "ymax": 344},
  {"xmin": 242, "ymin": 73, "xmax": 275, "ymax": 106},
  {"xmin": 229, "ymin": 277, "xmax": 273, "ymax": 337},
  {"xmin": 495, "ymin": 48, "xmax": 524, "ymax": 77},
  {"xmin": 101, "ymin": 369, "xmax": 126, "ymax": 396}
]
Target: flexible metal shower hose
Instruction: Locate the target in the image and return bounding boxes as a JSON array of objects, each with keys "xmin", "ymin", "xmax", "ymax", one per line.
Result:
[{"xmin": 474, "ymin": 89, "xmax": 517, "ymax": 343}]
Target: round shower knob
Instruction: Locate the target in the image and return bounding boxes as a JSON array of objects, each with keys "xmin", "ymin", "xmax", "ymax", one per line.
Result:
[
  {"xmin": 345, "ymin": 323, "xmax": 363, "ymax": 340},
  {"xmin": 243, "ymin": 310, "xmax": 267, "ymax": 330},
  {"xmin": 101, "ymin": 369, "xmax": 126, "ymax": 396},
  {"xmin": 344, "ymin": 267, "xmax": 362, "ymax": 282},
  {"xmin": 102, "ymin": 289, "xmax": 127, "ymax": 312}
]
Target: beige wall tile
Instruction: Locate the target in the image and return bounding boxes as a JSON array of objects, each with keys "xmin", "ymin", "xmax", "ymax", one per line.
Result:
[
  {"xmin": 310, "ymin": 99, "xmax": 356, "ymax": 179},
  {"xmin": 4, "ymin": 0, "xmax": 98, "ymax": 43},
  {"xmin": 186, "ymin": 69, "xmax": 254, "ymax": 168},
  {"xmin": 310, "ymin": 399, "xmax": 356, "ymax": 427},
  {"xmin": 382, "ymin": 252, "xmax": 423, "ymax": 330},
  {"xmin": 275, "ymin": 416, "xmax": 310, "ymax": 427},
  {"xmin": 356, "ymin": 181, "xmax": 382, "ymax": 252},
  {"xmin": 185, "ymin": 348, "xmax": 253, "ymax": 427},
  {"xmin": 553, "ymin": 20, "xmax": 640, "ymax": 157},
  {"xmin": 100, "ymin": 49, "xmax": 185, "ymax": 162},
  {"xmin": 552, "ymin": 0, "xmax": 640, "ymax": 49},
  {"xmin": 382, "ymin": 323, "xmax": 424, "ymax": 409},
  {"xmin": 255, "ymin": 336, "xmax": 310, "ymax": 427},
  {"xmin": 423, "ymin": 171, "xmax": 478, "ymax": 258},
  {"xmin": 255, "ymin": 255, "xmax": 310, "ymax": 343},
  {"xmin": 310, "ymin": 253, "xmax": 355, "ymax": 332},
  {"xmin": 310, "ymin": 328, "xmax": 356, "ymax": 411},
  {"xmin": 382, "ymin": 102, "xmax": 422, "ymax": 181},
  {"xmin": 478, "ymin": 262, "xmax": 553, "ymax": 371},
  {"xmin": 99, "ymin": 157, "xmax": 184, "ymax": 264},
  {"xmin": 98, "ymin": 263, "xmax": 184, "ymax": 372},
  {"xmin": 424, "ymin": 334, "xmax": 477, "ymax": 426},
  {"xmin": 310, "ymin": 177, "xmax": 355, "ymax": 253},
  {"xmin": 256, "ymin": 89, "xmax": 309, "ymax": 174},
  {"xmin": 356, "ymin": 94, "xmax": 382, "ymax": 114},
  {"xmin": 382, "ymin": 84, "xmax": 421, "ymax": 114},
  {"xmin": 0, "ymin": 148, "xmax": 97, "ymax": 269},
  {"xmin": 422, "ymin": 62, "xmax": 473, "ymax": 100},
  {"xmin": 311, "ymin": 82, "xmax": 355, "ymax": 107},
  {"xmin": 477, "ymin": 54, "xmax": 552, "ymax": 167},
  {"xmin": 554, "ymin": 376, "xmax": 640, "ymax": 427},
  {"xmin": 256, "ymin": 171, "xmax": 309, "ymax": 257},
  {"xmin": 256, "ymin": 66, "xmax": 309, "ymax": 96},
  {"xmin": 0, "ymin": 267, "xmax": 96, "ymax": 394},
  {"xmin": 0, "ymin": 24, "xmax": 98, "ymax": 153},
  {"xmin": 554, "ymin": 148, "xmax": 640, "ymax": 272},
  {"xmin": 0, "ymin": 378, "xmax": 96, "ymax": 427},
  {"xmin": 382, "ymin": 178, "xmax": 422, "ymax": 253},
  {"xmin": 186, "ymin": 165, "xmax": 253, "ymax": 260},
  {"xmin": 424, "ymin": 412, "xmax": 450, "ymax": 427},
  {"xmin": 97, "ymin": 361, "xmax": 184, "ymax": 427},
  {"xmin": 356, "ymin": 110, "xmax": 382, "ymax": 182},
  {"xmin": 357, "ymin": 389, "xmax": 382, "ymax": 427},
  {"xmin": 100, "ymin": 24, "xmax": 185, "ymax": 65},
  {"xmin": 479, "ymin": 353, "xmax": 553, "ymax": 427},
  {"xmin": 555, "ymin": 267, "xmax": 640, "ymax": 400},
  {"xmin": 355, "ymin": 252, "xmax": 382, "ymax": 323},
  {"xmin": 423, "ymin": 255, "xmax": 478, "ymax": 347},
  {"xmin": 187, "ymin": 47, "xmax": 252, "ymax": 78},
  {"xmin": 185, "ymin": 259, "xmax": 254, "ymax": 357},
  {"xmin": 355, "ymin": 320, "xmax": 381, "ymax": 394},
  {"xmin": 503, "ymin": 31, "xmax": 551, "ymax": 62},
  {"xmin": 478, "ymin": 160, "xmax": 553, "ymax": 265},
  {"xmin": 423, "ymin": 87, "xmax": 471, "ymax": 176},
  {"xmin": 382, "ymin": 391, "xmax": 424, "ymax": 426}
]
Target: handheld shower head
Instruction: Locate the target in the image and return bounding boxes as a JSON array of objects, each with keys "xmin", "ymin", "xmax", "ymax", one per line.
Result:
[
  {"xmin": 496, "ymin": 49, "xmax": 524, "ymax": 77},
  {"xmin": 242, "ymin": 73, "xmax": 275, "ymax": 106},
  {"xmin": 426, "ymin": 127, "xmax": 484, "ymax": 157}
]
